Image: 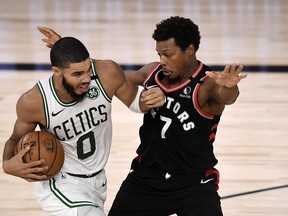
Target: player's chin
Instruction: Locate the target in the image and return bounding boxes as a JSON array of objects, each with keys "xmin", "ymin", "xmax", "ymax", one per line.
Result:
[{"xmin": 71, "ymin": 92, "xmax": 86, "ymax": 101}]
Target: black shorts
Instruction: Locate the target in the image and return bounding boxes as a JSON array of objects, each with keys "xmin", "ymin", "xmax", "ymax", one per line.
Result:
[{"xmin": 108, "ymin": 157, "xmax": 223, "ymax": 216}]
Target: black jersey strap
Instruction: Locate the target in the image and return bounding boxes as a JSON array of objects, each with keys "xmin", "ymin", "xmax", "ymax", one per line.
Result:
[
  {"xmin": 189, "ymin": 76, "xmax": 203, "ymax": 83},
  {"xmin": 90, "ymin": 58, "xmax": 98, "ymax": 80},
  {"xmin": 189, "ymin": 75, "xmax": 204, "ymax": 84}
]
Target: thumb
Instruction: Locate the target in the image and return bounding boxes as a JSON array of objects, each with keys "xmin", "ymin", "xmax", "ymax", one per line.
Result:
[
  {"xmin": 205, "ymin": 71, "xmax": 215, "ymax": 74},
  {"xmin": 205, "ymin": 71, "xmax": 216, "ymax": 78}
]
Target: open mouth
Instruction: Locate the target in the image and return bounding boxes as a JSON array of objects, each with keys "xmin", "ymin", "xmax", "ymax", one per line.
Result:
[
  {"xmin": 79, "ymin": 84, "xmax": 90, "ymax": 92},
  {"xmin": 162, "ymin": 69, "xmax": 171, "ymax": 76}
]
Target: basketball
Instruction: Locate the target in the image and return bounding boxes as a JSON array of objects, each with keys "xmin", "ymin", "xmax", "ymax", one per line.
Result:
[{"xmin": 14, "ymin": 130, "xmax": 64, "ymax": 179}]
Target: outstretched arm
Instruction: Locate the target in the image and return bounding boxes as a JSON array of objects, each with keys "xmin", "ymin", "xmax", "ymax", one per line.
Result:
[
  {"xmin": 37, "ymin": 26, "xmax": 62, "ymax": 48},
  {"xmin": 205, "ymin": 64, "xmax": 247, "ymax": 88},
  {"xmin": 205, "ymin": 64, "xmax": 247, "ymax": 105}
]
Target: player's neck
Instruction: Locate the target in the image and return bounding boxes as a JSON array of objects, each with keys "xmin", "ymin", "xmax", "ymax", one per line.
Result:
[{"xmin": 161, "ymin": 60, "xmax": 199, "ymax": 88}]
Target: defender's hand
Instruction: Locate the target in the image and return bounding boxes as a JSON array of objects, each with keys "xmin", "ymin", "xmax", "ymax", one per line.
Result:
[
  {"xmin": 205, "ymin": 64, "xmax": 247, "ymax": 88},
  {"xmin": 37, "ymin": 26, "xmax": 62, "ymax": 48},
  {"xmin": 141, "ymin": 87, "xmax": 166, "ymax": 108}
]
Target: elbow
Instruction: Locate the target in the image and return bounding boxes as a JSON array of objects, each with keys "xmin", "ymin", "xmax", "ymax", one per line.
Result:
[
  {"xmin": 216, "ymin": 86, "xmax": 239, "ymax": 105},
  {"xmin": 2, "ymin": 160, "xmax": 10, "ymax": 174},
  {"xmin": 225, "ymin": 90, "xmax": 240, "ymax": 105}
]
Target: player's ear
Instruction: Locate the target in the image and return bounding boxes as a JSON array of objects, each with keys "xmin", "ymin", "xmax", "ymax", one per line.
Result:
[
  {"xmin": 186, "ymin": 44, "xmax": 195, "ymax": 55},
  {"xmin": 52, "ymin": 66, "xmax": 61, "ymax": 76}
]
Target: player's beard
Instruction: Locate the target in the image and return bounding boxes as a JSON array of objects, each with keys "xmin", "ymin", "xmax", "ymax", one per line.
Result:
[{"xmin": 62, "ymin": 76, "xmax": 86, "ymax": 101}]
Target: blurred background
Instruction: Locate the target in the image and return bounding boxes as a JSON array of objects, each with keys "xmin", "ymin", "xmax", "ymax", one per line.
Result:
[{"xmin": 0, "ymin": 0, "xmax": 287, "ymax": 67}]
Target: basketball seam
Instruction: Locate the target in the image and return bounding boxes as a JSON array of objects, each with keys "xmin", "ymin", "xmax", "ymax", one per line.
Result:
[
  {"xmin": 46, "ymin": 136, "xmax": 59, "ymax": 177},
  {"xmin": 37, "ymin": 131, "xmax": 42, "ymax": 175},
  {"xmin": 18, "ymin": 136, "xmax": 25, "ymax": 162}
]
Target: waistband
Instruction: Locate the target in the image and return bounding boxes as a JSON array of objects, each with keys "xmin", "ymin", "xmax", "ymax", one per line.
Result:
[
  {"xmin": 131, "ymin": 156, "xmax": 216, "ymax": 182},
  {"xmin": 66, "ymin": 169, "xmax": 103, "ymax": 178}
]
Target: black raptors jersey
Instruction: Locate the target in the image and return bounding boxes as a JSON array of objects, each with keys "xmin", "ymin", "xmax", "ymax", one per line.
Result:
[{"xmin": 137, "ymin": 62, "xmax": 221, "ymax": 175}]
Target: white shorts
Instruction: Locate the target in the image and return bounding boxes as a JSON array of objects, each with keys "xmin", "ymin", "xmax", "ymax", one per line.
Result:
[{"xmin": 34, "ymin": 170, "xmax": 107, "ymax": 216}]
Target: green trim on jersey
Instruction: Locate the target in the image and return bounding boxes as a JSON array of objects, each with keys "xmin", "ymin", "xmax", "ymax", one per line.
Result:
[
  {"xmin": 49, "ymin": 76, "xmax": 79, "ymax": 107},
  {"xmin": 90, "ymin": 59, "xmax": 112, "ymax": 103},
  {"xmin": 49, "ymin": 178, "xmax": 99, "ymax": 208},
  {"xmin": 37, "ymin": 81, "xmax": 50, "ymax": 129},
  {"xmin": 95, "ymin": 79, "xmax": 111, "ymax": 103}
]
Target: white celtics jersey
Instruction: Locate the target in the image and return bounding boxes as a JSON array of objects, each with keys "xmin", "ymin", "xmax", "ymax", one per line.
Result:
[{"xmin": 37, "ymin": 61, "xmax": 112, "ymax": 175}]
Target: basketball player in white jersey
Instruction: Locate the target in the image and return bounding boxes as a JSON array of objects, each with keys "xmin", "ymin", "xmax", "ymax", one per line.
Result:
[{"xmin": 2, "ymin": 37, "xmax": 165, "ymax": 216}]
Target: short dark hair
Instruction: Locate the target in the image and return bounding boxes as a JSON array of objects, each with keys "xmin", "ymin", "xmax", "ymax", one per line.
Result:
[
  {"xmin": 152, "ymin": 16, "xmax": 201, "ymax": 51},
  {"xmin": 50, "ymin": 37, "xmax": 90, "ymax": 69}
]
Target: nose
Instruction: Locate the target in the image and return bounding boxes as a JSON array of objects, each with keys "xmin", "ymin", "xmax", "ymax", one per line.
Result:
[
  {"xmin": 83, "ymin": 71, "xmax": 91, "ymax": 83},
  {"xmin": 159, "ymin": 56, "xmax": 166, "ymax": 66}
]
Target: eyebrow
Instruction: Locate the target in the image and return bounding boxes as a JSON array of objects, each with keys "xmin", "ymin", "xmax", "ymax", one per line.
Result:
[{"xmin": 72, "ymin": 64, "xmax": 92, "ymax": 74}]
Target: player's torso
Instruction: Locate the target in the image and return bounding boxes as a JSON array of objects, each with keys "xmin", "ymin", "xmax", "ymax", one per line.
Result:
[
  {"xmin": 37, "ymin": 61, "xmax": 112, "ymax": 174},
  {"xmin": 138, "ymin": 62, "xmax": 220, "ymax": 174}
]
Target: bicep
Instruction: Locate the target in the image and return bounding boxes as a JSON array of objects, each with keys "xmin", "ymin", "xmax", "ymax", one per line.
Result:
[
  {"xmin": 10, "ymin": 118, "xmax": 37, "ymax": 144},
  {"xmin": 125, "ymin": 62, "xmax": 158, "ymax": 86},
  {"xmin": 3, "ymin": 97, "xmax": 39, "ymax": 161},
  {"xmin": 198, "ymin": 78, "xmax": 225, "ymax": 115},
  {"xmin": 207, "ymin": 78, "xmax": 239, "ymax": 105},
  {"xmin": 115, "ymin": 74, "xmax": 138, "ymax": 107},
  {"xmin": 125, "ymin": 70, "xmax": 146, "ymax": 86},
  {"xmin": 12, "ymin": 87, "xmax": 43, "ymax": 140},
  {"xmin": 102, "ymin": 61, "xmax": 137, "ymax": 107}
]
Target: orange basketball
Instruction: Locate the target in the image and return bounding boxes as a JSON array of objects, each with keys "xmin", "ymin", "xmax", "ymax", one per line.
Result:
[{"xmin": 14, "ymin": 131, "xmax": 64, "ymax": 179}]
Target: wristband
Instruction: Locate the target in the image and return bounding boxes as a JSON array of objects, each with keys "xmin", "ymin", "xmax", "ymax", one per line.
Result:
[{"xmin": 129, "ymin": 86, "xmax": 145, "ymax": 113}]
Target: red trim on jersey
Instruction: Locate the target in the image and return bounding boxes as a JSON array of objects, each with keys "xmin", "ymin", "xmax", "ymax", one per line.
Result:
[
  {"xmin": 193, "ymin": 77, "xmax": 214, "ymax": 119},
  {"xmin": 209, "ymin": 133, "xmax": 216, "ymax": 141},
  {"xmin": 154, "ymin": 62, "xmax": 204, "ymax": 93},
  {"xmin": 142, "ymin": 63, "xmax": 160, "ymax": 87},
  {"xmin": 205, "ymin": 168, "xmax": 220, "ymax": 190},
  {"xmin": 155, "ymin": 73, "xmax": 191, "ymax": 93},
  {"xmin": 211, "ymin": 123, "xmax": 218, "ymax": 131}
]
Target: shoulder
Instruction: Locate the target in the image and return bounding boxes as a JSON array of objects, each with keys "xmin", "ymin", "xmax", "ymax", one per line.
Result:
[
  {"xmin": 92, "ymin": 59, "xmax": 126, "ymax": 97},
  {"xmin": 199, "ymin": 62, "xmax": 217, "ymax": 91},
  {"xmin": 93, "ymin": 59, "xmax": 123, "ymax": 74},
  {"xmin": 94, "ymin": 59, "xmax": 125, "ymax": 82},
  {"xmin": 18, "ymin": 85, "xmax": 42, "ymax": 106},
  {"xmin": 17, "ymin": 85, "xmax": 44, "ymax": 122}
]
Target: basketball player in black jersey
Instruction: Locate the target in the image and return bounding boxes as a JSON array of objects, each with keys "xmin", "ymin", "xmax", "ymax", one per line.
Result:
[
  {"xmin": 37, "ymin": 16, "xmax": 247, "ymax": 216},
  {"xmin": 108, "ymin": 16, "xmax": 247, "ymax": 216}
]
